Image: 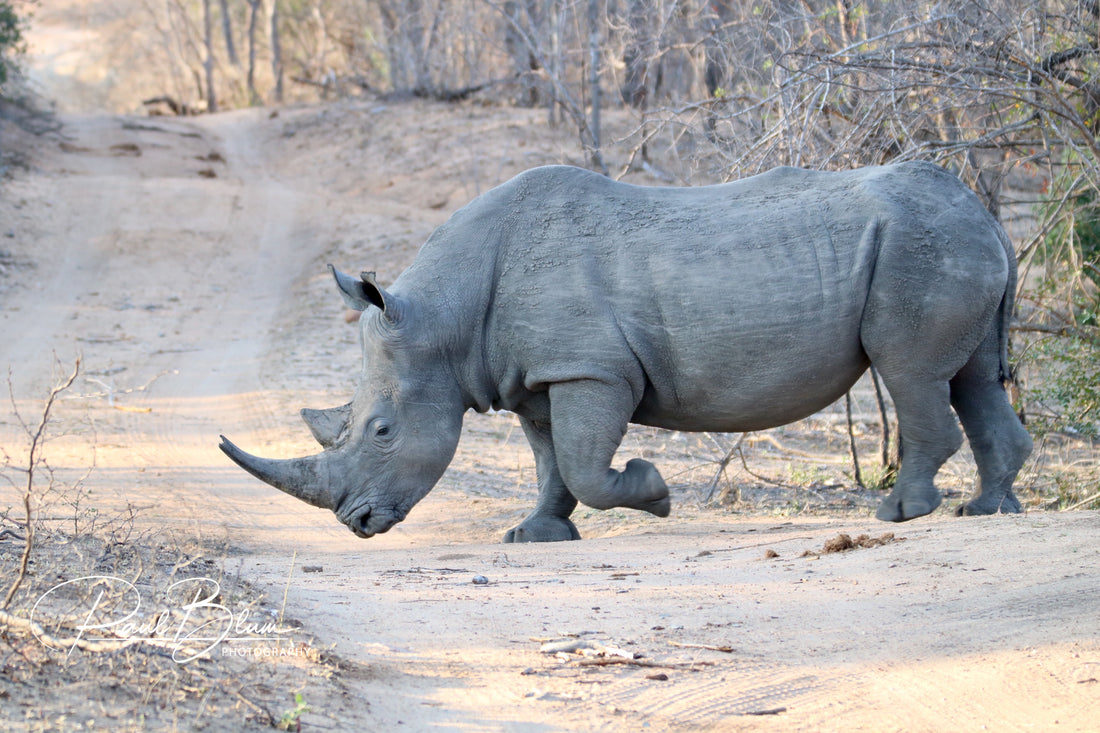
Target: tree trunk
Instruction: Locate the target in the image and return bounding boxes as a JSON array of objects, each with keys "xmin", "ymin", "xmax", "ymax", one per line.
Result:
[
  {"xmin": 246, "ymin": 0, "xmax": 260, "ymax": 103},
  {"xmin": 586, "ymin": 0, "xmax": 601, "ymax": 156},
  {"xmin": 378, "ymin": 2, "xmax": 400, "ymax": 91},
  {"xmin": 621, "ymin": 0, "xmax": 648, "ymax": 110},
  {"xmin": 203, "ymin": 0, "xmax": 218, "ymax": 112},
  {"xmin": 219, "ymin": 0, "xmax": 239, "ymax": 65},
  {"xmin": 504, "ymin": 0, "xmax": 542, "ymax": 107},
  {"xmin": 703, "ymin": 0, "xmax": 731, "ymax": 98},
  {"xmin": 312, "ymin": 3, "xmax": 327, "ymax": 85},
  {"xmin": 269, "ymin": 0, "xmax": 283, "ymax": 102},
  {"xmin": 545, "ymin": 0, "xmax": 562, "ymax": 125}
]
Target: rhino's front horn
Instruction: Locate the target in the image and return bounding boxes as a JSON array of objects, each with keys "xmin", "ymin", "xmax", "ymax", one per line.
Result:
[{"xmin": 218, "ymin": 436, "xmax": 339, "ymax": 511}]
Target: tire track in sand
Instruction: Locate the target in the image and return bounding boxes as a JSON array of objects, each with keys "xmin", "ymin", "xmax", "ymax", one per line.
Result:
[{"xmin": 0, "ymin": 111, "xmax": 353, "ymax": 549}]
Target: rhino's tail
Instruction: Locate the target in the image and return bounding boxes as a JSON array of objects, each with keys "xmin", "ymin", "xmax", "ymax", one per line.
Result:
[{"xmin": 996, "ymin": 224, "xmax": 1019, "ymax": 384}]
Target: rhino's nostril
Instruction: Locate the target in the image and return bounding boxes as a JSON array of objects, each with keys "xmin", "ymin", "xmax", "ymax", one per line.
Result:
[{"xmin": 357, "ymin": 510, "xmax": 372, "ymax": 533}]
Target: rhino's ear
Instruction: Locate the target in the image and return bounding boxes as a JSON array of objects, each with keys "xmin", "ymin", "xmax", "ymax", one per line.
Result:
[
  {"xmin": 330, "ymin": 265, "xmax": 372, "ymax": 311},
  {"xmin": 359, "ymin": 272, "xmax": 407, "ymax": 326},
  {"xmin": 328, "ymin": 265, "xmax": 406, "ymax": 325}
]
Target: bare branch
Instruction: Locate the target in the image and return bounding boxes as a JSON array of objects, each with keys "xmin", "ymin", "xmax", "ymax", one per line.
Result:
[{"xmin": 3, "ymin": 357, "xmax": 81, "ymax": 610}]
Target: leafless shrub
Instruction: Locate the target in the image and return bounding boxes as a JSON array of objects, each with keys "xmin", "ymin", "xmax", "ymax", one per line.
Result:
[{"xmin": 2, "ymin": 357, "xmax": 81, "ymax": 610}]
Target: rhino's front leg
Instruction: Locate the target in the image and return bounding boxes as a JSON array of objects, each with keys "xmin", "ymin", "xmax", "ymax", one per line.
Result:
[
  {"xmin": 503, "ymin": 416, "xmax": 581, "ymax": 543},
  {"xmin": 548, "ymin": 379, "xmax": 671, "ymax": 518}
]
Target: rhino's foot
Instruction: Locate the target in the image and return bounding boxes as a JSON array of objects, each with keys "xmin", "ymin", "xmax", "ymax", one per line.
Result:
[
  {"xmin": 503, "ymin": 514, "xmax": 581, "ymax": 543},
  {"xmin": 875, "ymin": 486, "xmax": 942, "ymax": 522},
  {"xmin": 635, "ymin": 495, "xmax": 671, "ymax": 518},
  {"xmin": 955, "ymin": 490, "xmax": 1023, "ymax": 517},
  {"xmin": 620, "ymin": 458, "xmax": 671, "ymax": 518}
]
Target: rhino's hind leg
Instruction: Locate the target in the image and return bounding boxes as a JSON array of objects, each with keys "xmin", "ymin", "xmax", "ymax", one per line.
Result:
[
  {"xmin": 504, "ymin": 416, "xmax": 581, "ymax": 543},
  {"xmin": 548, "ymin": 380, "xmax": 671, "ymax": 518},
  {"xmin": 950, "ymin": 334, "xmax": 1032, "ymax": 516},
  {"xmin": 873, "ymin": 377, "xmax": 961, "ymax": 522},
  {"xmin": 862, "ymin": 227, "xmax": 1007, "ymax": 522}
]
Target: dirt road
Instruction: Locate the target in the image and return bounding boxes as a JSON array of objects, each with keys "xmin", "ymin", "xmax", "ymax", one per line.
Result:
[{"xmin": 1, "ymin": 94, "xmax": 1098, "ymax": 730}]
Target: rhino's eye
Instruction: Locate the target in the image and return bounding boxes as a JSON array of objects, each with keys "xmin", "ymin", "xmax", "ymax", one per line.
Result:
[{"xmin": 368, "ymin": 417, "xmax": 394, "ymax": 443}]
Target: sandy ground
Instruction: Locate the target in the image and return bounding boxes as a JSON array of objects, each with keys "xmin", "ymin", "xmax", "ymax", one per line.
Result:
[{"xmin": 1, "ymin": 8, "xmax": 1099, "ymax": 729}]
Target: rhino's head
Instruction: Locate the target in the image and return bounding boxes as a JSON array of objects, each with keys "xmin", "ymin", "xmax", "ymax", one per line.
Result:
[{"xmin": 219, "ymin": 266, "xmax": 464, "ymax": 537}]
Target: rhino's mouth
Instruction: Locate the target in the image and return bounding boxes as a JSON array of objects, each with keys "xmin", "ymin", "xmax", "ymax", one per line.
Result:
[{"xmin": 340, "ymin": 502, "xmax": 405, "ymax": 538}]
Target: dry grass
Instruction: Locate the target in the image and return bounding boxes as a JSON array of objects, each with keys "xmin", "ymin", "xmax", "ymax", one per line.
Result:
[{"xmin": 0, "ymin": 363, "xmax": 357, "ymax": 732}]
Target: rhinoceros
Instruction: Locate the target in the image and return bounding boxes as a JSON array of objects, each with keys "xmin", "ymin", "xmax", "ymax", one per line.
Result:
[{"xmin": 220, "ymin": 162, "xmax": 1033, "ymax": 542}]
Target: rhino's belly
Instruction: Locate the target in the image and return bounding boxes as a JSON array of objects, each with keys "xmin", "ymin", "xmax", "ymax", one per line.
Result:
[{"xmin": 629, "ymin": 328, "xmax": 870, "ymax": 433}]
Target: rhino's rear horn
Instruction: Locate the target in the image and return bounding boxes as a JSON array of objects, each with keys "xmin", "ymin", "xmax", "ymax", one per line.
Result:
[
  {"xmin": 300, "ymin": 403, "xmax": 351, "ymax": 449},
  {"xmin": 218, "ymin": 435, "xmax": 338, "ymax": 511}
]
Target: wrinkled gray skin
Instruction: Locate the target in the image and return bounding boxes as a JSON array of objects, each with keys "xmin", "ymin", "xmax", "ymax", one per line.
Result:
[{"xmin": 220, "ymin": 162, "xmax": 1033, "ymax": 542}]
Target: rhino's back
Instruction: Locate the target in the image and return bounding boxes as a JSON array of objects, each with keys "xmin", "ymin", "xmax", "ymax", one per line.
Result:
[{"xmin": 420, "ymin": 163, "xmax": 1001, "ymax": 431}]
